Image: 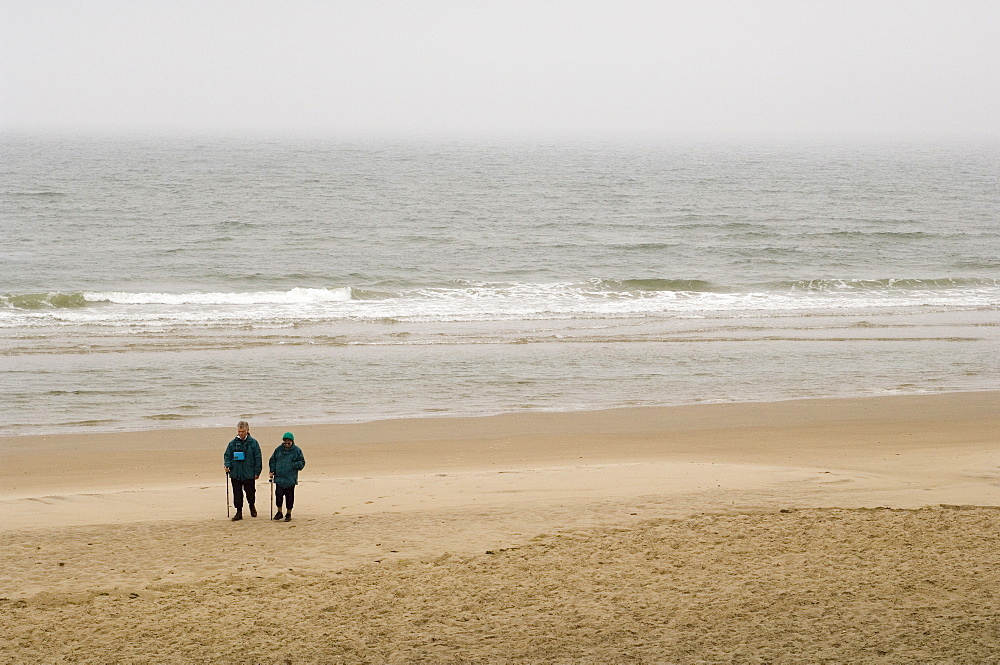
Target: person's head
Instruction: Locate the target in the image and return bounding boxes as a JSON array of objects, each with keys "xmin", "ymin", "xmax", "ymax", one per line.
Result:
[
  {"xmin": 237, "ymin": 421, "xmax": 250, "ymax": 439},
  {"xmin": 282, "ymin": 432, "xmax": 294, "ymax": 448}
]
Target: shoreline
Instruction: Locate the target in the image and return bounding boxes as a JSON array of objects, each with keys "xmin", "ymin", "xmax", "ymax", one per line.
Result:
[
  {"xmin": 5, "ymin": 387, "xmax": 997, "ymax": 438},
  {"xmin": 7, "ymin": 383, "xmax": 996, "ymax": 439}
]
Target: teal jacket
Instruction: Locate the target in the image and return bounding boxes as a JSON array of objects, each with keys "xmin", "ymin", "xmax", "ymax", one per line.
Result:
[
  {"xmin": 269, "ymin": 444, "xmax": 305, "ymax": 487},
  {"xmin": 224, "ymin": 435, "xmax": 262, "ymax": 481}
]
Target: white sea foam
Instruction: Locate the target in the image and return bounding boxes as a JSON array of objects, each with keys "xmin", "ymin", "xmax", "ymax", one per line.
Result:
[{"xmin": 84, "ymin": 287, "xmax": 352, "ymax": 306}]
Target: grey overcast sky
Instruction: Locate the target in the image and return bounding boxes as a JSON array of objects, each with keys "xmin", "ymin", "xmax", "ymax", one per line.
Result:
[{"xmin": 1, "ymin": 0, "xmax": 998, "ymax": 139}]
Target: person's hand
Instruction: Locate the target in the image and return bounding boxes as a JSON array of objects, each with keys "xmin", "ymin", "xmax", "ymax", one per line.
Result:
[
  {"xmin": 254, "ymin": 475, "xmax": 260, "ymax": 480},
  {"xmin": 269, "ymin": 472, "xmax": 274, "ymax": 479},
  {"xmin": 224, "ymin": 467, "xmax": 230, "ymax": 473}
]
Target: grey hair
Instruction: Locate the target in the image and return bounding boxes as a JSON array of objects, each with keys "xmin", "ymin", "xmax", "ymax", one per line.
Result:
[{"xmin": 237, "ymin": 420, "xmax": 249, "ymax": 429}]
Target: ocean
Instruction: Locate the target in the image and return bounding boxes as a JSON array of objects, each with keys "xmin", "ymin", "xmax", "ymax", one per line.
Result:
[{"xmin": 1, "ymin": 135, "xmax": 997, "ymax": 437}]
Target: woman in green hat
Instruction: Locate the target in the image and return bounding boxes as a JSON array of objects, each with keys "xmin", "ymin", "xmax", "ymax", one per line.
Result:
[{"xmin": 268, "ymin": 432, "xmax": 306, "ymax": 522}]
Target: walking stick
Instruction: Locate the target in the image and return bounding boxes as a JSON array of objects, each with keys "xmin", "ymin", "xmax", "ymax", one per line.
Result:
[
  {"xmin": 226, "ymin": 471, "xmax": 231, "ymax": 518},
  {"xmin": 270, "ymin": 477, "xmax": 274, "ymax": 520}
]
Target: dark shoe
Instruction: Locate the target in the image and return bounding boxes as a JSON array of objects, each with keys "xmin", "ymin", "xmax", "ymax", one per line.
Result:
[
  {"xmin": 284, "ymin": 512, "xmax": 292, "ymax": 522},
  {"xmin": 273, "ymin": 511, "xmax": 283, "ymax": 521},
  {"xmin": 232, "ymin": 511, "xmax": 243, "ymax": 521},
  {"xmin": 249, "ymin": 505, "xmax": 257, "ymax": 518}
]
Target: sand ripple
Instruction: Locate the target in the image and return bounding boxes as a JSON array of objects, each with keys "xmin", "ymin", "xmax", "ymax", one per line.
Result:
[{"xmin": 2, "ymin": 506, "xmax": 999, "ymax": 664}]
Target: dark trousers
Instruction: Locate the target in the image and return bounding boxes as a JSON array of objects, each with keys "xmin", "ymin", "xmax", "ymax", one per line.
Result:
[
  {"xmin": 275, "ymin": 484, "xmax": 295, "ymax": 511},
  {"xmin": 230, "ymin": 478, "xmax": 256, "ymax": 510}
]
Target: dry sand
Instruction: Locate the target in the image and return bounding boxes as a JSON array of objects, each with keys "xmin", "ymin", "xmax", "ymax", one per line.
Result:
[{"xmin": 1, "ymin": 391, "xmax": 998, "ymax": 663}]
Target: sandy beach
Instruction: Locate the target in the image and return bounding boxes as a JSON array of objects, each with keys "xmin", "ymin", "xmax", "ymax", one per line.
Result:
[{"xmin": 2, "ymin": 391, "xmax": 998, "ymax": 663}]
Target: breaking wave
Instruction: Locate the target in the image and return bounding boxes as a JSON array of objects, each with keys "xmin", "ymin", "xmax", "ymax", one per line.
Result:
[
  {"xmin": 1, "ymin": 287, "xmax": 353, "ymax": 310},
  {"xmin": 1, "ymin": 276, "xmax": 997, "ymax": 329},
  {"xmin": 779, "ymin": 278, "xmax": 999, "ymax": 292},
  {"xmin": 0, "ymin": 292, "xmax": 90, "ymax": 309}
]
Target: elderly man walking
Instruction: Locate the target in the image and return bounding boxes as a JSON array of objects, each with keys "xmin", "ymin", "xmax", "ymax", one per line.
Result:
[{"xmin": 224, "ymin": 421, "xmax": 262, "ymax": 521}]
